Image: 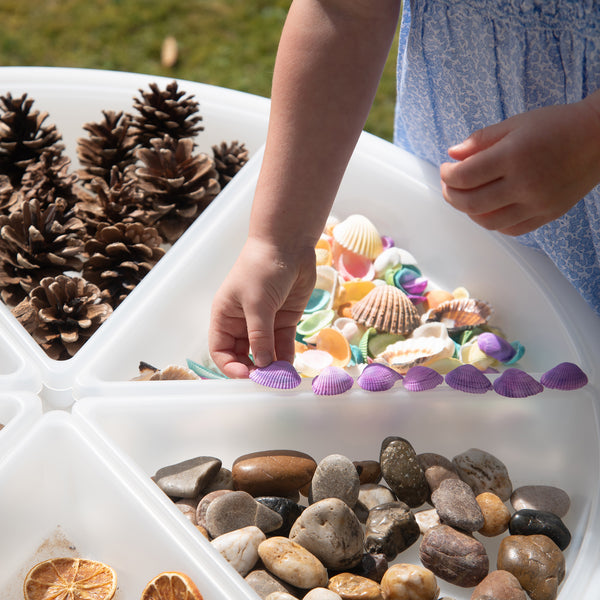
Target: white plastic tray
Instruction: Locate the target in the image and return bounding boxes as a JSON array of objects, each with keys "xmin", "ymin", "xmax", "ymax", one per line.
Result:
[
  {"xmin": 73, "ymin": 389, "xmax": 600, "ymax": 600},
  {"xmin": 0, "ymin": 66, "xmax": 270, "ymax": 401},
  {"xmin": 73, "ymin": 132, "xmax": 600, "ymax": 396},
  {"xmin": 0, "ymin": 411, "xmax": 259, "ymax": 600},
  {"xmin": 0, "ymin": 392, "xmax": 42, "ymax": 459}
]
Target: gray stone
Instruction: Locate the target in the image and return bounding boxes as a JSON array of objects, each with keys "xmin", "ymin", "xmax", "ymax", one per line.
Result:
[
  {"xmin": 266, "ymin": 593, "xmax": 299, "ymax": 600},
  {"xmin": 364, "ymin": 501, "xmax": 420, "ymax": 560},
  {"xmin": 510, "ymin": 485, "xmax": 570, "ymax": 518},
  {"xmin": 205, "ymin": 490, "xmax": 283, "ymax": 537},
  {"xmin": 196, "ymin": 489, "xmax": 234, "ymax": 530},
  {"xmin": 211, "ymin": 525, "xmax": 265, "ymax": 576},
  {"xmin": 245, "ymin": 570, "xmax": 297, "ymax": 599},
  {"xmin": 431, "ymin": 478, "xmax": 484, "ymax": 532},
  {"xmin": 202, "ymin": 467, "xmax": 235, "ymax": 493},
  {"xmin": 309, "ymin": 454, "xmax": 360, "ymax": 508},
  {"xmin": 289, "ymin": 497, "xmax": 364, "ymax": 570},
  {"xmin": 380, "ymin": 436, "xmax": 429, "ymax": 508},
  {"xmin": 419, "ymin": 524, "xmax": 489, "ymax": 587},
  {"xmin": 418, "ymin": 452, "xmax": 460, "ymax": 494},
  {"xmin": 154, "ymin": 456, "xmax": 222, "ymax": 498},
  {"xmin": 452, "ymin": 448, "xmax": 512, "ymax": 501}
]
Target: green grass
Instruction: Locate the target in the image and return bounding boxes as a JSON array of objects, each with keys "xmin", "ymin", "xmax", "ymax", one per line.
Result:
[{"xmin": 0, "ymin": 0, "xmax": 398, "ymax": 141}]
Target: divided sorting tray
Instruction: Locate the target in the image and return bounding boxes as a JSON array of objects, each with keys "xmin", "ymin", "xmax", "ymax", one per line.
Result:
[{"xmin": 0, "ymin": 67, "xmax": 599, "ymax": 600}]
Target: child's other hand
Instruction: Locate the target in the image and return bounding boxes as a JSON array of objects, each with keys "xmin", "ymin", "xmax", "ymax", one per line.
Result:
[
  {"xmin": 208, "ymin": 238, "xmax": 316, "ymax": 378},
  {"xmin": 440, "ymin": 100, "xmax": 600, "ymax": 236}
]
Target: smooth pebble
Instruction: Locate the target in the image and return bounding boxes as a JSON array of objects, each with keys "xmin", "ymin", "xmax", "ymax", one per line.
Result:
[
  {"xmin": 380, "ymin": 563, "xmax": 439, "ymax": 600},
  {"xmin": 266, "ymin": 594, "xmax": 299, "ymax": 600},
  {"xmin": 354, "ymin": 460, "xmax": 382, "ymax": 485},
  {"xmin": 154, "ymin": 456, "xmax": 222, "ymax": 498},
  {"xmin": 452, "ymin": 448, "xmax": 513, "ymax": 501},
  {"xmin": 304, "ymin": 588, "xmax": 342, "ymax": 600},
  {"xmin": 257, "ymin": 496, "xmax": 305, "ymax": 537},
  {"xmin": 310, "ymin": 454, "xmax": 360, "ymax": 508},
  {"xmin": 418, "ymin": 452, "xmax": 460, "ymax": 495},
  {"xmin": 327, "ymin": 573, "xmax": 383, "ymax": 600},
  {"xmin": 476, "ymin": 492, "xmax": 511, "ymax": 537},
  {"xmin": 431, "ymin": 478, "xmax": 484, "ymax": 532},
  {"xmin": 471, "ymin": 570, "xmax": 528, "ymax": 600},
  {"xmin": 509, "ymin": 509, "xmax": 571, "ymax": 551},
  {"xmin": 245, "ymin": 569, "xmax": 296, "ymax": 599},
  {"xmin": 196, "ymin": 489, "xmax": 233, "ymax": 529},
  {"xmin": 510, "ymin": 485, "xmax": 570, "ymax": 518},
  {"xmin": 365, "ymin": 501, "xmax": 420, "ymax": 560},
  {"xmin": 415, "ymin": 508, "xmax": 441, "ymax": 535},
  {"xmin": 211, "ymin": 525, "xmax": 265, "ymax": 576}
]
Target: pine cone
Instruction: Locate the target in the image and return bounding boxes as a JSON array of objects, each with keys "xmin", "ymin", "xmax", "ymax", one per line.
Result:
[
  {"xmin": 0, "ymin": 93, "xmax": 64, "ymax": 186},
  {"xmin": 135, "ymin": 136, "xmax": 220, "ymax": 243},
  {"xmin": 20, "ymin": 151, "xmax": 79, "ymax": 209},
  {"xmin": 212, "ymin": 141, "xmax": 249, "ymax": 188},
  {"xmin": 0, "ymin": 174, "xmax": 21, "ymax": 214},
  {"xmin": 77, "ymin": 110, "xmax": 138, "ymax": 184},
  {"xmin": 82, "ymin": 221, "xmax": 166, "ymax": 307},
  {"xmin": 12, "ymin": 274, "xmax": 112, "ymax": 360},
  {"xmin": 0, "ymin": 197, "xmax": 86, "ymax": 305},
  {"xmin": 131, "ymin": 81, "xmax": 203, "ymax": 148}
]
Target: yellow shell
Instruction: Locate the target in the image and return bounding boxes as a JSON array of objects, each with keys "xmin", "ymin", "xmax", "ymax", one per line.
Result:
[
  {"xmin": 341, "ymin": 280, "xmax": 376, "ymax": 303},
  {"xmin": 459, "ymin": 339, "xmax": 499, "ymax": 371},
  {"xmin": 332, "ymin": 214, "xmax": 383, "ymax": 260},
  {"xmin": 427, "ymin": 357, "xmax": 463, "ymax": 374},
  {"xmin": 351, "ymin": 285, "xmax": 420, "ymax": 335},
  {"xmin": 378, "ymin": 336, "xmax": 454, "ymax": 374},
  {"xmin": 306, "ymin": 327, "xmax": 352, "ymax": 367},
  {"xmin": 315, "ymin": 237, "xmax": 333, "ymax": 266}
]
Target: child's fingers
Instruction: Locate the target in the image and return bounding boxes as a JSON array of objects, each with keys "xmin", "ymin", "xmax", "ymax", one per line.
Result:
[
  {"xmin": 448, "ymin": 120, "xmax": 510, "ymax": 160},
  {"xmin": 440, "ymin": 147, "xmax": 504, "ymax": 191},
  {"xmin": 441, "ymin": 177, "xmax": 511, "ymax": 216},
  {"xmin": 246, "ymin": 308, "xmax": 276, "ymax": 368}
]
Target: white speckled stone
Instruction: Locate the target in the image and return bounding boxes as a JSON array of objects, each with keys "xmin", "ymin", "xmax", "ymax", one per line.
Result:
[
  {"xmin": 415, "ymin": 508, "xmax": 441, "ymax": 535},
  {"xmin": 380, "ymin": 563, "xmax": 439, "ymax": 600},
  {"xmin": 211, "ymin": 525, "xmax": 265, "ymax": 576},
  {"xmin": 310, "ymin": 454, "xmax": 360, "ymax": 508},
  {"xmin": 303, "ymin": 588, "xmax": 342, "ymax": 600},
  {"xmin": 265, "ymin": 593, "xmax": 298, "ymax": 600}
]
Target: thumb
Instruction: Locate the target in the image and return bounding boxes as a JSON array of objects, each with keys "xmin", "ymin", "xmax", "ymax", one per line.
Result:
[
  {"xmin": 246, "ymin": 308, "xmax": 276, "ymax": 368},
  {"xmin": 448, "ymin": 120, "xmax": 510, "ymax": 161}
]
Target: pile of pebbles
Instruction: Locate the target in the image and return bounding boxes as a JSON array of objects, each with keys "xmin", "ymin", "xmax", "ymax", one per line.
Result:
[{"xmin": 152, "ymin": 437, "xmax": 571, "ymax": 600}]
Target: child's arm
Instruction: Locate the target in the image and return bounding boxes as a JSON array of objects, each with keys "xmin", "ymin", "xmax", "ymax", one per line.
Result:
[
  {"xmin": 209, "ymin": 0, "xmax": 401, "ymax": 378},
  {"xmin": 440, "ymin": 89, "xmax": 600, "ymax": 236}
]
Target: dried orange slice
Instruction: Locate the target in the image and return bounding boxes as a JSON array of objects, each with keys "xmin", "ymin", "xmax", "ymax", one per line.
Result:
[
  {"xmin": 141, "ymin": 572, "xmax": 203, "ymax": 600},
  {"xmin": 23, "ymin": 557, "xmax": 117, "ymax": 600}
]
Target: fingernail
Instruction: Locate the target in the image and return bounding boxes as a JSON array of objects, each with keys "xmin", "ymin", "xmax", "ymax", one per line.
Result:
[{"xmin": 254, "ymin": 352, "xmax": 273, "ymax": 367}]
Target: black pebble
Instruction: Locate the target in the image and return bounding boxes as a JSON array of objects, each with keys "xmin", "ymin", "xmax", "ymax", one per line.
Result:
[{"xmin": 509, "ymin": 508, "xmax": 571, "ymax": 550}]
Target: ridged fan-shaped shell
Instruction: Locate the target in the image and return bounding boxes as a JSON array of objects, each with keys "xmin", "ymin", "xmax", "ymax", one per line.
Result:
[
  {"xmin": 312, "ymin": 366, "xmax": 354, "ymax": 395},
  {"xmin": 540, "ymin": 362, "xmax": 588, "ymax": 390},
  {"xmin": 332, "ymin": 214, "xmax": 383, "ymax": 260},
  {"xmin": 378, "ymin": 335, "xmax": 453, "ymax": 374},
  {"xmin": 249, "ymin": 360, "xmax": 301, "ymax": 389},
  {"xmin": 426, "ymin": 298, "xmax": 492, "ymax": 333},
  {"xmin": 477, "ymin": 332, "xmax": 516, "ymax": 362},
  {"xmin": 357, "ymin": 362, "xmax": 403, "ymax": 392},
  {"xmin": 493, "ymin": 368, "xmax": 543, "ymax": 398},
  {"xmin": 351, "ymin": 285, "xmax": 420, "ymax": 335},
  {"xmin": 402, "ymin": 365, "xmax": 444, "ymax": 391},
  {"xmin": 445, "ymin": 364, "xmax": 493, "ymax": 394}
]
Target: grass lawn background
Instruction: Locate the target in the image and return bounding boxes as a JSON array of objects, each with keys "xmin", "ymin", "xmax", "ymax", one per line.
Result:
[{"xmin": 0, "ymin": 0, "xmax": 399, "ymax": 141}]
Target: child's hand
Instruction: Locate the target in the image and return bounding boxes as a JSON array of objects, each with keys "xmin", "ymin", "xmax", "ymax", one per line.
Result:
[
  {"xmin": 440, "ymin": 100, "xmax": 600, "ymax": 236},
  {"xmin": 208, "ymin": 237, "xmax": 316, "ymax": 378}
]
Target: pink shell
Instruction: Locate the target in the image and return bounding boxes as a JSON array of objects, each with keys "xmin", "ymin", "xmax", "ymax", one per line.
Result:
[
  {"xmin": 493, "ymin": 368, "xmax": 543, "ymax": 398},
  {"xmin": 402, "ymin": 365, "xmax": 443, "ymax": 392},
  {"xmin": 312, "ymin": 366, "xmax": 354, "ymax": 396},
  {"xmin": 357, "ymin": 363, "xmax": 403, "ymax": 392},
  {"xmin": 445, "ymin": 364, "xmax": 493, "ymax": 394},
  {"xmin": 249, "ymin": 360, "xmax": 301, "ymax": 389},
  {"xmin": 477, "ymin": 332, "xmax": 516, "ymax": 363},
  {"xmin": 540, "ymin": 362, "xmax": 588, "ymax": 391}
]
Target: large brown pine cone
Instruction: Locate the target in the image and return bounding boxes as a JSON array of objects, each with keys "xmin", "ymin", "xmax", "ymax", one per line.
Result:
[
  {"xmin": 82, "ymin": 221, "xmax": 165, "ymax": 307},
  {"xmin": 131, "ymin": 81, "xmax": 203, "ymax": 148},
  {"xmin": 77, "ymin": 110, "xmax": 138, "ymax": 184},
  {"xmin": 212, "ymin": 140, "xmax": 249, "ymax": 188},
  {"xmin": 135, "ymin": 136, "xmax": 220, "ymax": 243},
  {"xmin": 0, "ymin": 197, "xmax": 86, "ymax": 305},
  {"xmin": 0, "ymin": 175, "xmax": 21, "ymax": 214},
  {"xmin": 0, "ymin": 93, "xmax": 64, "ymax": 186},
  {"xmin": 12, "ymin": 274, "xmax": 112, "ymax": 360}
]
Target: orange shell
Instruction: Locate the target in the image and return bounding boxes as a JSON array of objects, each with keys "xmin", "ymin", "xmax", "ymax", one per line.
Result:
[
  {"xmin": 424, "ymin": 289, "xmax": 454, "ymax": 311},
  {"xmin": 351, "ymin": 285, "xmax": 420, "ymax": 335},
  {"xmin": 426, "ymin": 298, "xmax": 492, "ymax": 332}
]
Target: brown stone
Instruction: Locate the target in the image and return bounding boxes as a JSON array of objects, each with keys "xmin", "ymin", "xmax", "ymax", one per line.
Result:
[
  {"xmin": 354, "ymin": 460, "xmax": 382, "ymax": 485},
  {"xmin": 380, "ymin": 564, "xmax": 439, "ymax": 600},
  {"xmin": 328, "ymin": 573, "xmax": 383, "ymax": 600},
  {"xmin": 233, "ymin": 450, "xmax": 317, "ymax": 497},
  {"xmin": 471, "ymin": 570, "xmax": 527, "ymax": 600},
  {"xmin": 418, "ymin": 452, "xmax": 460, "ymax": 494},
  {"xmin": 497, "ymin": 535, "xmax": 565, "ymax": 600},
  {"xmin": 477, "ymin": 492, "xmax": 511, "ymax": 537}
]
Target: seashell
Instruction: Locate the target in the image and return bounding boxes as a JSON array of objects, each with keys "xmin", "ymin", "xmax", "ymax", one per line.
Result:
[
  {"xmin": 294, "ymin": 349, "xmax": 334, "ymax": 377},
  {"xmin": 493, "ymin": 368, "xmax": 543, "ymax": 398},
  {"xmin": 149, "ymin": 365, "xmax": 199, "ymax": 380},
  {"xmin": 315, "ymin": 265, "xmax": 341, "ymax": 308},
  {"xmin": 249, "ymin": 361, "xmax": 301, "ymax": 389},
  {"xmin": 445, "ymin": 364, "xmax": 493, "ymax": 394},
  {"xmin": 186, "ymin": 359, "xmax": 228, "ymax": 379},
  {"xmin": 374, "ymin": 247, "xmax": 404, "ymax": 278},
  {"xmin": 504, "ymin": 340, "xmax": 525, "ymax": 365},
  {"xmin": 459, "ymin": 339, "xmax": 497, "ymax": 371},
  {"xmin": 476, "ymin": 332, "xmax": 516, "ymax": 362},
  {"xmin": 402, "ymin": 365, "xmax": 443, "ymax": 392},
  {"xmin": 392, "ymin": 266, "xmax": 428, "ymax": 296},
  {"xmin": 132, "ymin": 360, "xmax": 159, "ymax": 381},
  {"xmin": 332, "ymin": 214, "xmax": 383, "ymax": 260},
  {"xmin": 304, "ymin": 288, "xmax": 331, "ymax": 314},
  {"xmin": 333, "ymin": 317, "xmax": 364, "ymax": 346},
  {"xmin": 340, "ymin": 280, "xmax": 375, "ymax": 303},
  {"xmin": 315, "ymin": 237, "xmax": 332, "ymax": 266},
  {"xmin": 312, "ymin": 365, "xmax": 354, "ymax": 395},
  {"xmin": 357, "ymin": 362, "xmax": 403, "ymax": 391},
  {"xmin": 365, "ymin": 332, "xmax": 404, "ymax": 358},
  {"xmin": 336, "ymin": 250, "xmax": 375, "ymax": 281},
  {"xmin": 324, "ymin": 215, "xmax": 340, "ymax": 236},
  {"xmin": 378, "ymin": 335, "xmax": 454, "ymax": 374},
  {"xmin": 312, "ymin": 327, "xmax": 351, "ymax": 367},
  {"xmin": 296, "ymin": 309, "xmax": 335, "ymax": 338},
  {"xmin": 540, "ymin": 362, "xmax": 588, "ymax": 390},
  {"xmin": 424, "ymin": 289, "xmax": 454, "ymax": 311},
  {"xmin": 427, "ymin": 357, "xmax": 462, "ymax": 374},
  {"xmin": 411, "ymin": 321, "xmax": 450, "ymax": 340},
  {"xmin": 452, "ymin": 286, "xmax": 470, "ymax": 299},
  {"xmin": 351, "ymin": 285, "xmax": 421, "ymax": 335},
  {"xmin": 425, "ymin": 298, "xmax": 493, "ymax": 333},
  {"xmin": 381, "ymin": 235, "xmax": 394, "ymax": 250}
]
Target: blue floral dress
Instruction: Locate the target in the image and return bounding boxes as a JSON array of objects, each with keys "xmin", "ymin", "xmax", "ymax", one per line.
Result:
[{"xmin": 394, "ymin": 0, "xmax": 600, "ymax": 316}]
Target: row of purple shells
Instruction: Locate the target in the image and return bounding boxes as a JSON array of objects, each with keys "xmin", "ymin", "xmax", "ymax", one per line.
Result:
[{"xmin": 249, "ymin": 360, "xmax": 588, "ymax": 398}]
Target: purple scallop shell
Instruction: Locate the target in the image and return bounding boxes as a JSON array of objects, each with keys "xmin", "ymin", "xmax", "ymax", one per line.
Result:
[
  {"xmin": 493, "ymin": 368, "xmax": 543, "ymax": 398},
  {"xmin": 477, "ymin": 332, "xmax": 516, "ymax": 363},
  {"xmin": 249, "ymin": 360, "xmax": 301, "ymax": 389},
  {"xmin": 312, "ymin": 366, "xmax": 354, "ymax": 396},
  {"xmin": 357, "ymin": 362, "xmax": 403, "ymax": 392},
  {"xmin": 445, "ymin": 364, "xmax": 493, "ymax": 394},
  {"xmin": 402, "ymin": 365, "xmax": 443, "ymax": 392},
  {"xmin": 540, "ymin": 362, "xmax": 588, "ymax": 391},
  {"xmin": 381, "ymin": 235, "xmax": 395, "ymax": 250}
]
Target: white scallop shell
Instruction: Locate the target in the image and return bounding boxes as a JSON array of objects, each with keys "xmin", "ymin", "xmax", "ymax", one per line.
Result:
[
  {"xmin": 377, "ymin": 335, "xmax": 454, "ymax": 374},
  {"xmin": 373, "ymin": 247, "xmax": 418, "ymax": 277},
  {"xmin": 332, "ymin": 214, "xmax": 383, "ymax": 260}
]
